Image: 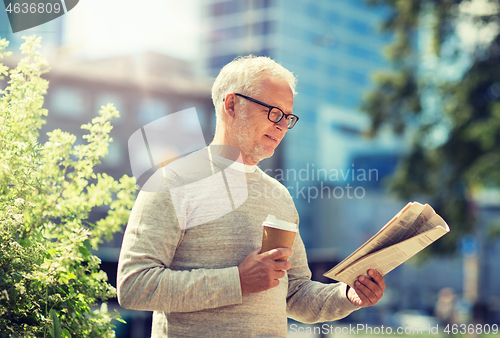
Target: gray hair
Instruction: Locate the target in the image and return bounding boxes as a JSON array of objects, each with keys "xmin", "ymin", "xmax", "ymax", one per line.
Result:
[{"xmin": 211, "ymin": 55, "xmax": 297, "ymax": 132}]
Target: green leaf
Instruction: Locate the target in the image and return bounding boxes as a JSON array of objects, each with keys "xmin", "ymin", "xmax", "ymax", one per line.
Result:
[
  {"xmin": 361, "ymin": 0, "xmax": 500, "ymax": 254},
  {"xmin": 49, "ymin": 309, "xmax": 62, "ymax": 338},
  {"xmin": 0, "ymin": 35, "xmax": 132, "ymax": 336},
  {"xmin": 83, "ymin": 238, "xmax": 91, "ymax": 252},
  {"xmin": 78, "ymin": 239, "xmax": 91, "ymax": 257},
  {"xmin": 114, "ymin": 309, "xmax": 127, "ymax": 324}
]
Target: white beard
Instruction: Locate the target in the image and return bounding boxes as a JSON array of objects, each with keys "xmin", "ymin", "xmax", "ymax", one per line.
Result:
[{"xmin": 232, "ymin": 113, "xmax": 274, "ymax": 164}]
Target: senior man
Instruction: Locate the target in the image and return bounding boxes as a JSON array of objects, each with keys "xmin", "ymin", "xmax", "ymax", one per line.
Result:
[{"xmin": 117, "ymin": 56, "xmax": 385, "ymax": 337}]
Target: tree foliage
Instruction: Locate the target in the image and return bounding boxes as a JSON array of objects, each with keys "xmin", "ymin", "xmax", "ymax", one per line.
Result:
[
  {"xmin": 0, "ymin": 36, "xmax": 137, "ymax": 337},
  {"xmin": 363, "ymin": 0, "xmax": 500, "ymax": 254}
]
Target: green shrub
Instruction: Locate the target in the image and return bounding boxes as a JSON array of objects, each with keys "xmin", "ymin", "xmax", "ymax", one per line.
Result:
[{"xmin": 0, "ymin": 36, "xmax": 137, "ymax": 337}]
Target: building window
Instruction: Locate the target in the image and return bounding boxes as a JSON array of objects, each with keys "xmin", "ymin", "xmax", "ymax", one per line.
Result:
[
  {"xmin": 137, "ymin": 97, "xmax": 170, "ymax": 125},
  {"xmin": 50, "ymin": 86, "xmax": 88, "ymax": 118},
  {"xmin": 102, "ymin": 140, "xmax": 124, "ymax": 167},
  {"xmin": 300, "ymin": 109, "xmax": 317, "ymax": 124},
  {"xmin": 326, "ymin": 64, "xmax": 339, "ymax": 77},
  {"xmin": 325, "ymin": 89, "xmax": 340, "ymax": 104},
  {"xmin": 304, "ymin": 56, "xmax": 318, "ymax": 70},
  {"xmin": 300, "ymin": 83, "xmax": 318, "ymax": 98},
  {"xmin": 253, "ymin": 0, "xmax": 275, "ymax": 9},
  {"xmin": 347, "ymin": 70, "xmax": 368, "ymax": 87},
  {"xmin": 306, "ymin": 2, "xmax": 320, "ymax": 18},
  {"xmin": 326, "ymin": 11, "xmax": 341, "ymax": 25},
  {"xmin": 281, "ymin": 51, "xmax": 302, "ymax": 68},
  {"xmin": 252, "ymin": 21, "xmax": 274, "ymax": 35},
  {"xmin": 345, "ymin": 18, "xmax": 372, "ymax": 36},
  {"xmin": 344, "ymin": 92, "xmax": 360, "ymax": 108},
  {"xmin": 350, "ymin": 154, "xmax": 400, "ymax": 189},
  {"xmin": 209, "ymin": 54, "xmax": 239, "ymax": 70},
  {"xmin": 94, "ymin": 92, "xmax": 125, "ymax": 123},
  {"xmin": 346, "ymin": 44, "xmax": 382, "ymax": 63},
  {"xmin": 282, "ymin": 23, "xmax": 300, "ymax": 40},
  {"xmin": 210, "ymin": 0, "xmax": 244, "ymax": 16},
  {"xmin": 330, "ymin": 122, "xmax": 362, "ymax": 137},
  {"xmin": 210, "ymin": 26, "xmax": 246, "ymax": 42}
]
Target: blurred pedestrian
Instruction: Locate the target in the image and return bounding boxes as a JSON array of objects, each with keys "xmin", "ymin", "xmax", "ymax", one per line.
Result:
[{"xmin": 434, "ymin": 287, "xmax": 456, "ymax": 326}]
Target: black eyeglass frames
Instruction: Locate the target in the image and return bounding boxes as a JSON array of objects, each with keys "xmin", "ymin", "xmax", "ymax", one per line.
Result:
[{"xmin": 230, "ymin": 93, "xmax": 299, "ymax": 129}]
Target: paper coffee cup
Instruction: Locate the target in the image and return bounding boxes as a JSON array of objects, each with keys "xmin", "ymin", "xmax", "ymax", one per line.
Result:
[{"xmin": 261, "ymin": 215, "xmax": 297, "ymax": 261}]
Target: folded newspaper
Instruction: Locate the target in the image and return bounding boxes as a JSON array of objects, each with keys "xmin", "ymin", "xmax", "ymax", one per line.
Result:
[{"xmin": 324, "ymin": 202, "xmax": 450, "ymax": 287}]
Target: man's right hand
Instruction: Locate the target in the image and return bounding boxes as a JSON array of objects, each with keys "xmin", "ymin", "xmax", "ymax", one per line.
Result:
[{"xmin": 237, "ymin": 247, "xmax": 293, "ymax": 294}]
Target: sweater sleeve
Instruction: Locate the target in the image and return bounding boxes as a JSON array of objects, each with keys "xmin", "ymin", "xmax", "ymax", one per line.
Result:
[
  {"xmin": 117, "ymin": 172, "xmax": 242, "ymax": 313},
  {"xmin": 286, "ymin": 232, "xmax": 359, "ymax": 323}
]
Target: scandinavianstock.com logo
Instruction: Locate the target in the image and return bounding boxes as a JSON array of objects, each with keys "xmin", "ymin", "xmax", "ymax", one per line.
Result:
[{"xmin": 3, "ymin": 0, "xmax": 79, "ymax": 33}]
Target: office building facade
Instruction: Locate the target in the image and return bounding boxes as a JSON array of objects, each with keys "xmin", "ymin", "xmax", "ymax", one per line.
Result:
[{"xmin": 200, "ymin": 0, "xmax": 405, "ymax": 253}]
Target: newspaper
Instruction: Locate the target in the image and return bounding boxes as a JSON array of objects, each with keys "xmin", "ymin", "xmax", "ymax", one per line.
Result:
[{"xmin": 323, "ymin": 202, "xmax": 450, "ymax": 287}]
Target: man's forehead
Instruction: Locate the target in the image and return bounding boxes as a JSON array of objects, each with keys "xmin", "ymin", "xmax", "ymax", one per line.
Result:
[
  {"xmin": 254, "ymin": 75, "xmax": 294, "ymax": 111},
  {"xmin": 256, "ymin": 74, "xmax": 289, "ymax": 89}
]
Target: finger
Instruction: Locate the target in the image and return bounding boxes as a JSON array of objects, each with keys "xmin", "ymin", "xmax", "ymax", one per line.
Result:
[
  {"xmin": 356, "ymin": 276, "xmax": 383, "ymax": 303},
  {"xmin": 351, "ymin": 282, "xmax": 371, "ymax": 306},
  {"xmin": 362, "ymin": 275, "xmax": 384, "ymax": 301},
  {"xmin": 353, "ymin": 280, "xmax": 376, "ymax": 305},
  {"xmin": 264, "ymin": 248, "xmax": 293, "ymax": 261},
  {"xmin": 367, "ymin": 269, "xmax": 386, "ymax": 290},
  {"xmin": 360, "ymin": 275, "xmax": 383, "ymax": 297},
  {"xmin": 273, "ymin": 260, "xmax": 292, "ymax": 271},
  {"xmin": 269, "ymin": 279, "xmax": 280, "ymax": 288},
  {"xmin": 274, "ymin": 270, "xmax": 286, "ymax": 279}
]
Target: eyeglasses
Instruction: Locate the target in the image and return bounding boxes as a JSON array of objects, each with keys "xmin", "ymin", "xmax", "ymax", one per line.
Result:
[{"xmin": 230, "ymin": 93, "xmax": 299, "ymax": 129}]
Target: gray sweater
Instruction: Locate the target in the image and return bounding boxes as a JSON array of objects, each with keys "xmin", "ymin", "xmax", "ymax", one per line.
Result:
[{"xmin": 117, "ymin": 149, "xmax": 358, "ymax": 337}]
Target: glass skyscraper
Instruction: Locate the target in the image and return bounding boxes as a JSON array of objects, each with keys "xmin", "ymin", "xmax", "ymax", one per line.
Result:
[{"xmin": 200, "ymin": 0, "xmax": 406, "ymax": 253}]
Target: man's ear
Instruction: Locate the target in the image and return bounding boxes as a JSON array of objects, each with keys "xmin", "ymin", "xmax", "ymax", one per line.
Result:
[{"xmin": 223, "ymin": 93, "xmax": 236, "ymax": 118}]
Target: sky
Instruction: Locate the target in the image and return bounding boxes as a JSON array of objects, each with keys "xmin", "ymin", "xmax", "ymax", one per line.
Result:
[
  {"xmin": 0, "ymin": 0, "xmax": 202, "ymax": 61},
  {"xmin": 62, "ymin": 0, "xmax": 201, "ymax": 60}
]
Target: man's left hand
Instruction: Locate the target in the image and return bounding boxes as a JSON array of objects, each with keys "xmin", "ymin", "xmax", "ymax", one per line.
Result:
[{"xmin": 347, "ymin": 269, "xmax": 385, "ymax": 307}]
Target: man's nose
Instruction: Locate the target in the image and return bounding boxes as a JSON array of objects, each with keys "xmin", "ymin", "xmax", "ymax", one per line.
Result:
[{"xmin": 275, "ymin": 117, "xmax": 289, "ymax": 131}]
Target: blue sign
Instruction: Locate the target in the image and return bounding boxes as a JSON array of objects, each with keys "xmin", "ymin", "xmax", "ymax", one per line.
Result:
[{"xmin": 460, "ymin": 235, "xmax": 478, "ymax": 256}]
